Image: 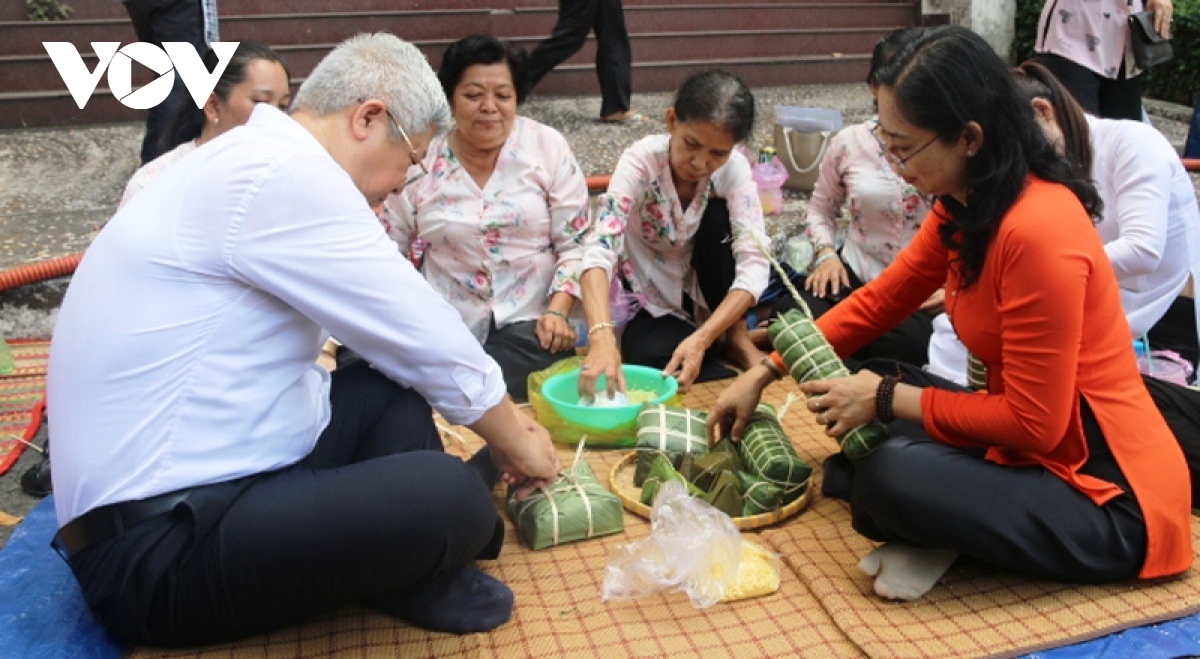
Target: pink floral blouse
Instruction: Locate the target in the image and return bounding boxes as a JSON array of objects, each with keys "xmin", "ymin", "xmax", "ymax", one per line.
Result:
[
  {"xmin": 805, "ymin": 121, "xmax": 933, "ymax": 284},
  {"xmin": 1036, "ymin": 0, "xmax": 1148, "ymax": 79},
  {"xmin": 382, "ymin": 116, "xmax": 589, "ymax": 342},
  {"xmin": 581, "ymin": 134, "xmax": 770, "ymax": 323}
]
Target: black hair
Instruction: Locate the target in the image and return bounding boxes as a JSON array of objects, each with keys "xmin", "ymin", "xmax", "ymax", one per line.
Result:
[
  {"xmin": 437, "ymin": 35, "xmax": 531, "ymax": 104},
  {"xmin": 873, "ymin": 25, "xmax": 1101, "ymax": 289},
  {"xmin": 672, "ymin": 69, "xmax": 756, "ymax": 143},
  {"xmin": 867, "ymin": 27, "xmax": 922, "ymax": 86},
  {"xmin": 159, "ymin": 41, "xmax": 290, "ymax": 154},
  {"xmin": 1012, "ymin": 59, "xmax": 1094, "ymax": 182}
]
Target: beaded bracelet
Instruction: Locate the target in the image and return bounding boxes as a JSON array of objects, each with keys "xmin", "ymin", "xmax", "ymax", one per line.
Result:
[
  {"xmin": 542, "ymin": 309, "xmax": 570, "ymax": 322},
  {"xmin": 589, "ymin": 321, "xmax": 617, "ymax": 336},
  {"xmin": 808, "ymin": 251, "xmax": 838, "ymax": 273},
  {"xmin": 875, "ymin": 376, "xmax": 899, "ymax": 424}
]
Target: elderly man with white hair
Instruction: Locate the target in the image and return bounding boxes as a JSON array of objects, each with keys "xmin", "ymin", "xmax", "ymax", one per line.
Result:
[{"xmin": 47, "ymin": 33, "xmax": 560, "ymax": 646}]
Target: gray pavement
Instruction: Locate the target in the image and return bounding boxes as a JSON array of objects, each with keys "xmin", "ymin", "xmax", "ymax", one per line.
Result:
[{"xmin": 0, "ymin": 83, "xmax": 1193, "ymax": 548}]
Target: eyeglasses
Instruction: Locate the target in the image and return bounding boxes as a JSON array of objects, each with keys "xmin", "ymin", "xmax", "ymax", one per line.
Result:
[
  {"xmin": 872, "ymin": 123, "xmax": 939, "ymax": 173},
  {"xmin": 381, "ymin": 105, "xmax": 428, "ymax": 188}
]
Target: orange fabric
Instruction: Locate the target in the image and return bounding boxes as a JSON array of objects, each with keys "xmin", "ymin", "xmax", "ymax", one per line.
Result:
[{"xmin": 817, "ymin": 177, "xmax": 1192, "ymax": 579}]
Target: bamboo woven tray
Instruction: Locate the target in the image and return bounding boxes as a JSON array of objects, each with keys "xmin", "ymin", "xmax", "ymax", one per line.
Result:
[{"xmin": 608, "ymin": 451, "xmax": 812, "ymax": 531}]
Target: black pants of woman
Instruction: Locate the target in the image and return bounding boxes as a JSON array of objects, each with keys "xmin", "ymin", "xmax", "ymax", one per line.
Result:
[
  {"xmin": 823, "ymin": 360, "xmax": 1148, "ymax": 583},
  {"xmin": 63, "ymin": 361, "xmax": 503, "ymax": 646},
  {"xmin": 778, "ymin": 253, "xmax": 935, "ymax": 368},
  {"xmin": 485, "ymin": 318, "xmax": 575, "ymax": 402},
  {"xmin": 621, "ymin": 198, "xmax": 739, "ymax": 383}
]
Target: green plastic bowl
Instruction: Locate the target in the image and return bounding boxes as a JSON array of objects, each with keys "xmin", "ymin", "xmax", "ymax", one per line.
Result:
[{"xmin": 541, "ymin": 364, "xmax": 678, "ymax": 431}]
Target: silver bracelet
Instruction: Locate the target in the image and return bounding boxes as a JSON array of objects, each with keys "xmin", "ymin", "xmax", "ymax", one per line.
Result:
[{"xmin": 808, "ymin": 251, "xmax": 838, "ymax": 273}]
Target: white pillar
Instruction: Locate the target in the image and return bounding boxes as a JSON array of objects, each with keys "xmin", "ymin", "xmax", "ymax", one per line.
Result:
[{"xmin": 921, "ymin": 0, "xmax": 1018, "ymax": 62}]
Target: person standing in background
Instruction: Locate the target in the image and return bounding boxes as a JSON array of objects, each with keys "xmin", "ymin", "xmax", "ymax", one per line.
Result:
[
  {"xmin": 121, "ymin": 0, "xmax": 220, "ymax": 163},
  {"xmin": 1033, "ymin": 0, "xmax": 1172, "ymax": 121},
  {"xmin": 527, "ymin": 0, "xmax": 639, "ymax": 123}
]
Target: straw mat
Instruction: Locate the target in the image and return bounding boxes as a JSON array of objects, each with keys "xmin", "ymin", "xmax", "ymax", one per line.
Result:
[
  {"xmin": 130, "ymin": 377, "xmax": 1200, "ymax": 659},
  {"xmin": 0, "ymin": 340, "xmax": 48, "ymax": 476}
]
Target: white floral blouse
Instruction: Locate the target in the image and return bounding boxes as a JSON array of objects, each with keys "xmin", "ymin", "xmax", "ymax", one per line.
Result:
[
  {"xmin": 382, "ymin": 116, "xmax": 589, "ymax": 342},
  {"xmin": 805, "ymin": 120, "xmax": 933, "ymax": 284},
  {"xmin": 581, "ymin": 134, "xmax": 770, "ymax": 323}
]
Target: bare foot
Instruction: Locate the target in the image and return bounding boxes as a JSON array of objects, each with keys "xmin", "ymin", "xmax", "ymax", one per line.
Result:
[{"xmin": 724, "ymin": 323, "xmax": 767, "ymax": 372}]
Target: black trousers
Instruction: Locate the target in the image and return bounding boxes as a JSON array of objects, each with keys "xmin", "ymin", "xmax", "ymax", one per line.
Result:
[
  {"xmin": 1142, "ymin": 374, "xmax": 1200, "ymax": 508},
  {"xmin": 621, "ymin": 199, "xmax": 738, "ymax": 383},
  {"xmin": 484, "ymin": 318, "xmax": 575, "ymax": 401},
  {"xmin": 64, "ymin": 361, "xmax": 503, "ymax": 647},
  {"xmin": 1147, "ymin": 295, "xmax": 1199, "ymax": 370},
  {"xmin": 1036, "ymin": 53, "xmax": 1144, "ymax": 121},
  {"xmin": 122, "ymin": 0, "xmax": 207, "ymax": 163},
  {"xmin": 778, "ymin": 253, "xmax": 934, "ymax": 367},
  {"xmin": 826, "ymin": 360, "xmax": 1148, "ymax": 583},
  {"xmin": 527, "ymin": 0, "xmax": 632, "ymax": 117}
]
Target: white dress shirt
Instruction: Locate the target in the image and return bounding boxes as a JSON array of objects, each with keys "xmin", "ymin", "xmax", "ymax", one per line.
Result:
[{"xmin": 49, "ymin": 105, "xmax": 506, "ymax": 524}]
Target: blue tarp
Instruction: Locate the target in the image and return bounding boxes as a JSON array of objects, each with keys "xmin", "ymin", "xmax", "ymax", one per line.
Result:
[
  {"xmin": 2, "ymin": 495, "xmax": 1199, "ymax": 658},
  {"xmin": 0, "ymin": 496, "xmax": 122, "ymax": 659}
]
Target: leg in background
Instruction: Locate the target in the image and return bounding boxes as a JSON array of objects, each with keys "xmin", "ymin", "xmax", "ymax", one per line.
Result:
[
  {"xmin": 527, "ymin": 0, "xmax": 597, "ymax": 90},
  {"xmin": 592, "ymin": 0, "xmax": 633, "ymax": 118},
  {"xmin": 123, "ymin": 0, "xmax": 207, "ymax": 163}
]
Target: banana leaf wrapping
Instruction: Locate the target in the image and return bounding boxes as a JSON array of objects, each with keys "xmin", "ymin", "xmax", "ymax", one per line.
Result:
[
  {"xmin": 767, "ymin": 309, "xmax": 889, "ymax": 460},
  {"xmin": 701, "ymin": 471, "xmax": 743, "ymax": 517},
  {"xmin": 681, "ymin": 451, "xmax": 742, "ymax": 493},
  {"xmin": 740, "ymin": 402, "xmax": 811, "ymax": 505},
  {"xmin": 738, "ymin": 471, "xmax": 785, "ymax": 516},
  {"xmin": 508, "ymin": 458, "xmax": 624, "ymax": 551},
  {"xmin": 634, "ymin": 404, "xmax": 710, "ymax": 486},
  {"xmin": 640, "ymin": 453, "xmax": 704, "ymax": 506}
]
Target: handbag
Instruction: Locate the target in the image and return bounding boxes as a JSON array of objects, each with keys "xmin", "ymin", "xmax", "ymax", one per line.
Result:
[
  {"xmin": 773, "ymin": 123, "xmax": 831, "ymax": 193},
  {"xmin": 1128, "ymin": 9, "xmax": 1173, "ymax": 70}
]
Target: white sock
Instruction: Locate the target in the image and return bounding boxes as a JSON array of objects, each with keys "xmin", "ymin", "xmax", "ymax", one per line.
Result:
[{"xmin": 858, "ymin": 543, "xmax": 959, "ymax": 601}]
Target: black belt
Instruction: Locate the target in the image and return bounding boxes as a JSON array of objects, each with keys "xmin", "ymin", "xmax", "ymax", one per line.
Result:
[{"xmin": 54, "ymin": 489, "xmax": 193, "ymax": 559}]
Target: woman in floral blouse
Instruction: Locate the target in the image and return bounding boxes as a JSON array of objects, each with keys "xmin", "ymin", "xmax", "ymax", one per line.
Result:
[
  {"xmin": 577, "ymin": 70, "xmax": 770, "ymax": 396},
  {"xmin": 796, "ymin": 28, "xmax": 938, "ymax": 367},
  {"xmin": 383, "ymin": 35, "xmax": 588, "ymax": 400}
]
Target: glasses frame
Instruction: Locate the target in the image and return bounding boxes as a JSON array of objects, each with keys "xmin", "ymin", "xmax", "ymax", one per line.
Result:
[
  {"xmin": 372, "ymin": 102, "xmax": 428, "ymax": 188},
  {"xmin": 872, "ymin": 123, "xmax": 939, "ymax": 173}
]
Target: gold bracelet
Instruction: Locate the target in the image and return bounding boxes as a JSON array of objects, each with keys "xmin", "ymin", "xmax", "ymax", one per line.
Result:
[{"xmin": 589, "ymin": 321, "xmax": 616, "ymax": 336}]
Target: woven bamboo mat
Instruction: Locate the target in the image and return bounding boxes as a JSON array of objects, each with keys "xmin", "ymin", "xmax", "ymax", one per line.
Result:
[
  {"xmin": 130, "ymin": 377, "xmax": 1200, "ymax": 659},
  {"xmin": 0, "ymin": 340, "xmax": 48, "ymax": 476}
]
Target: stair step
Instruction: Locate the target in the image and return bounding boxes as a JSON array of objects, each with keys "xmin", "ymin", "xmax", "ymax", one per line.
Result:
[
  {"xmin": 0, "ymin": 53, "xmax": 868, "ymax": 128},
  {"xmin": 3, "ymin": 0, "xmax": 915, "ymax": 22},
  {"xmin": 1, "ymin": 27, "xmax": 896, "ymax": 94},
  {"xmin": 1, "ymin": 4, "xmax": 915, "ymax": 54}
]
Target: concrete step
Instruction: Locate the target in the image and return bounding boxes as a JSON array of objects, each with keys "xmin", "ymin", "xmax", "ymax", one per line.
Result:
[
  {"xmin": 2, "ymin": 0, "xmax": 915, "ymax": 22},
  {"xmin": 0, "ymin": 4, "xmax": 916, "ymax": 54},
  {"xmin": 1, "ymin": 26, "xmax": 896, "ymax": 95},
  {"xmin": 0, "ymin": 53, "xmax": 868, "ymax": 128}
]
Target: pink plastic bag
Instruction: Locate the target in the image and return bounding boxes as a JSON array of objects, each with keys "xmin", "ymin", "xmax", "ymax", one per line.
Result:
[
  {"xmin": 752, "ymin": 157, "xmax": 789, "ymax": 216},
  {"xmin": 1139, "ymin": 350, "xmax": 1195, "ymax": 386}
]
